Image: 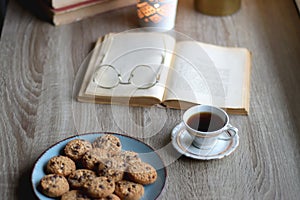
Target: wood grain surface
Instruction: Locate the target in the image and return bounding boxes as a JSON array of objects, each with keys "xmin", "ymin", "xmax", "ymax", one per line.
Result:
[{"xmin": 0, "ymin": 0, "xmax": 300, "ymax": 199}]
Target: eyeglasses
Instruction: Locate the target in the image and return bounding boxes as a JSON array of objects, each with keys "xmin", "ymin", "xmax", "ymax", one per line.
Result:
[{"xmin": 93, "ymin": 52, "xmax": 166, "ymax": 89}]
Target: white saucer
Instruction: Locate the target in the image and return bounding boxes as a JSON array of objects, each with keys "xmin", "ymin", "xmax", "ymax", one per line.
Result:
[{"xmin": 171, "ymin": 122, "xmax": 239, "ymax": 160}]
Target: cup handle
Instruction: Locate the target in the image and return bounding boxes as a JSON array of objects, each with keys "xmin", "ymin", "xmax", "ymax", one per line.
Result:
[{"xmin": 218, "ymin": 124, "xmax": 238, "ymax": 141}]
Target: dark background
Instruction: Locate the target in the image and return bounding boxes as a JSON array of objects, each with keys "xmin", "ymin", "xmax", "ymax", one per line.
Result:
[{"xmin": 0, "ymin": 0, "xmax": 7, "ymax": 38}]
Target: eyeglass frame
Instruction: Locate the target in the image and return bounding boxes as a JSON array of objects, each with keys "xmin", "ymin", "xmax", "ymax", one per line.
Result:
[{"xmin": 93, "ymin": 50, "xmax": 166, "ymax": 89}]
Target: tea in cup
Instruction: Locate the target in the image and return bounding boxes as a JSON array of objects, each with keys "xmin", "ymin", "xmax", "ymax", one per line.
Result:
[{"xmin": 183, "ymin": 105, "xmax": 238, "ymax": 149}]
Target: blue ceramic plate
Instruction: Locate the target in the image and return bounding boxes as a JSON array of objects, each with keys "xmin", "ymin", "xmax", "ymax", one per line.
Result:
[{"xmin": 31, "ymin": 132, "xmax": 166, "ymax": 200}]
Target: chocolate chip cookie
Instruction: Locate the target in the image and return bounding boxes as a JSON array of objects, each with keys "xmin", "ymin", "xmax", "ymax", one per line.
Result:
[
  {"xmin": 97, "ymin": 157, "xmax": 125, "ymax": 182},
  {"xmin": 119, "ymin": 151, "xmax": 141, "ymax": 166},
  {"xmin": 81, "ymin": 148, "xmax": 114, "ymax": 170},
  {"xmin": 98, "ymin": 194, "xmax": 121, "ymax": 200},
  {"xmin": 68, "ymin": 169, "xmax": 97, "ymax": 189},
  {"xmin": 61, "ymin": 190, "xmax": 91, "ymax": 200},
  {"xmin": 40, "ymin": 174, "xmax": 70, "ymax": 197},
  {"xmin": 114, "ymin": 180, "xmax": 144, "ymax": 200},
  {"xmin": 83, "ymin": 176, "xmax": 115, "ymax": 198},
  {"xmin": 46, "ymin": 155, "xmax": 76, "ymax": 176},
  {"xmin": 92, "ymin": 135, "xmax": 122, "ymax": 152},
  {"xmin": 127, "ymin": 161, "xmax": 157, "ymax": 185},
  {"xmin": 64, "ymin": 139, "xmax": 92, "ymax": 161}
]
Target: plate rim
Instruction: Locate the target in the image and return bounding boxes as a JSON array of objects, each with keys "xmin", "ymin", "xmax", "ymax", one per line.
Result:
[
  {"xmin": 172, "ymin": 122, "xmax": 239, "ymax": 160},
  {"xmin": 31, "ymin": 132, "xmax": 167, "ymax": 200}
]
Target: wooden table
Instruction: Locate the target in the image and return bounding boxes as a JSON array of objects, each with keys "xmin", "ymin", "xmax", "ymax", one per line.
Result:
[{"xmin": 1, "ymin": 0, "xmax": 300, "ymax": 199}]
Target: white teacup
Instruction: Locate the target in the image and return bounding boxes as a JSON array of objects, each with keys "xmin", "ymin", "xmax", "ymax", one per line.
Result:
[{"xmin": 183, "ymin": 105, "xmax": 238, "ymax": 149}]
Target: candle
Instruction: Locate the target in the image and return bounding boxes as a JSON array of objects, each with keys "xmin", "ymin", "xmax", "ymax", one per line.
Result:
[
  {"xmin": 194, "ymin": 0, "xmax": 241, "ymax": 16},
  {"xmin": 136, "ymin": 0, "xmax": 178, "ymax": 30}
]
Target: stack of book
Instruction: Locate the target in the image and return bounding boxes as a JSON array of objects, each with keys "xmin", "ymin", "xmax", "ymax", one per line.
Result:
[
  {"xmin": 296, "ymin": 0, "xmax": 300, "ymax": 13},
  {"xmin": 39, "ymin": 0, "xmax": 136, "ymax": 25}
]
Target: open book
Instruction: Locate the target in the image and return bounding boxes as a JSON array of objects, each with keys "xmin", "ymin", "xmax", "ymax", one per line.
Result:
[{"xmin": 78, "ymin": 32, "xmax": 251, "ymax": 114}]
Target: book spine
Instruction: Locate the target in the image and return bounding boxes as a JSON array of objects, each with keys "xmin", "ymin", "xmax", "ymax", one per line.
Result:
[
  {"xmin": 51, "ymin": 0, "xmax": 108, "ymax": 13},
  {"xmin": 51, "ymin": 0, "xmax": 93, "ymax": 9}
]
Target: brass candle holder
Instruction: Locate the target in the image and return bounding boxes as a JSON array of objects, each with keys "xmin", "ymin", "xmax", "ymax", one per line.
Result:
[{"xmin": 194, "ymin": 0, "xmax": 241, "ymax": 16}]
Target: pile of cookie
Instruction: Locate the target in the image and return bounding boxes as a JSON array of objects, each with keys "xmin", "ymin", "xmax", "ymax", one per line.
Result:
[{"xmin": 39, "ymin": 134, "xmax": 158, "ymax": 200}]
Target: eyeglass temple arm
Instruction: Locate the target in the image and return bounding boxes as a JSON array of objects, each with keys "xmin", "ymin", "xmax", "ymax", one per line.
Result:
[
  {"xmin": 156, "ymin": 38, "xmax": 167, "ymax": 82},
  {"xmin": 98, "ymin": 36, "xmax": 114, "ymax": 65}
]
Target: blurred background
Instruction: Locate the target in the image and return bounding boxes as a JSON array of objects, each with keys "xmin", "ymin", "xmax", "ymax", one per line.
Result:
[{"xmin": 0, "ymin": 0, "xmax": 7, "ymax": 37}]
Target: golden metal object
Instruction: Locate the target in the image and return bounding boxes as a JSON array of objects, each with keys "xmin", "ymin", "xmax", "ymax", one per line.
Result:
[{"xmin": 194, "ymin": 0, "xmax": 241, "ymax": 16}]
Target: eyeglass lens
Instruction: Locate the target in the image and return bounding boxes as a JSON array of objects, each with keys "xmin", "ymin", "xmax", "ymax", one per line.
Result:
[
  {"xmin": 94, "ymin": 65, "xmax": 119, "ymax": 88},
  {"xmin": 130, "ymin": 65, "xmax": 157, "ymax": 88},
  {"xmin": 94, "ymin": 64, "xmax": 157, "ymax": 89}
]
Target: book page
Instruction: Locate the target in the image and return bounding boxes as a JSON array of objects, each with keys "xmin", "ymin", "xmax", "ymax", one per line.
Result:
[
  {"xmin": 163, "ymin": 41, "xmax": 250, "ymax": 109},
  {"xmin": 84, "ymin": 32, "xmax": 176, "ymax": 102}
]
